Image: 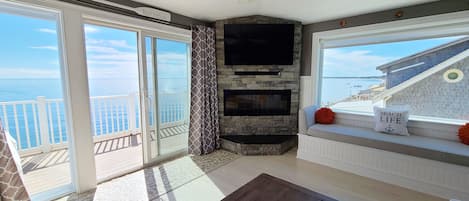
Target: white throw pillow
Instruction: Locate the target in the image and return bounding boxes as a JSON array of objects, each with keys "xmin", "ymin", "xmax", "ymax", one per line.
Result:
[{"xmin": 373, "ymin": 106, "xmax": 410, "ymax": 136}]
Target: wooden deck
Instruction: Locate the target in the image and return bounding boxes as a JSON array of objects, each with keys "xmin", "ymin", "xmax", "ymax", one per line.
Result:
[{"xmin": 20, "ymin": 125, "xmax": 188, "ymax": 196}]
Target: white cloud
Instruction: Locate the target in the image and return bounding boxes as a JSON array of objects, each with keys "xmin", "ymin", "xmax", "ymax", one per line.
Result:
[
  {"xmin": 85, "ymin": 42, "xmax": 139, "ymax": 79},
  {"xmin": 107, "ymin": 40, "xmax": 134, "ymax": 49},
  {"xmin": 84, "ymin": 36, "xmax": 186, "ymax": 80},
  {"xmin": 86, "ymin": 51, "xmax": 189, "ymax": 79},
  {"xmin": 158, "ymin": 53, "xmax": 187, "ymax": 65},
  {"xmin": 0, "ymin": 68, "xmax": 60, "ymax": 79},
  {"xmin": 323, "ymin": 49, "xmax": 395, "ymax": 77},
  {"xmin": 87, "ymin": 52, "xmax": 137, "ymax": 61},
  {"xmin": 86, "ymin": 39, "xmax": 135, "ymax": 49},
  {"xmin": 87, "ymin": 64, "xmax": 138, "ymax": 78},
  {"xmin": 49, "ymin": 60, "xmax": 60, "ymax": 66},
  {"xmin": 30, "ymin": 46, "xmax": 58, "ymax": 51},
  {"xmin": 156, "ymin": 52, "xmax": 188, "ymax": 78},
  {"xmin": 86, "ymin": 45, "xmax": 121, "ymax": 54},
  {"xmin": 85, "ymin": 26, "xmax": 99, "ymax": 34},
  {"xmin": 38, "ymin": 28, "xmax": 56, "ymax": 34}
]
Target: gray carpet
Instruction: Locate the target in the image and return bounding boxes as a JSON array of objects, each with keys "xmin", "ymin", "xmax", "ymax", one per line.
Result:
[{"xmin": 59, "ymin": 150, "xmax": 239, "ymax": 201}]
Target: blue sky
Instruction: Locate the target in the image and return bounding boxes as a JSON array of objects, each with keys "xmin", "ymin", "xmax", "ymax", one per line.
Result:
[
  {"xmin": 0, "ymin": 13, "xmax": 60, "ymax": 78},
  {"xmin": 0, "ymin": 13, "xmax": 188, "ymax": 81},
  {"xmin": 323, "ymin": 36, "xmax": 466, "ymax": 77},
  {"xmin": 84, "ymin": 24, "xmax": 189, "ymax": 80},
  {"xmin": 0, "ymin": 11, "xmax": 463, "ymax": 83}
]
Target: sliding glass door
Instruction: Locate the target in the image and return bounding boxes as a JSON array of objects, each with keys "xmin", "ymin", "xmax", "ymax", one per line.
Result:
[
  {"xmin": 140, "ymin": 34, "xmax": 190, "ymax": 163},
  {"xmin": 83, "ymin": 23, "xmax": 143, "ymax": 181},
  {"xmin": 156, "ymin": 39, "xmax": 190, "ymax": 155},
  {"xmin": 0, "ymin": 0, "xmax": 191, "ymax": 199},
  {"xmin": 0, "ymin": 1, "xmax": 73, "ymax": 197}
]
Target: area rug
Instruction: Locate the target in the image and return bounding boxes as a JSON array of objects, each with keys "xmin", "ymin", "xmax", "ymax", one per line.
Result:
[
  {"xmin": 61, "ymin": 150, "xmax": 239, "ymax": 201},
  {"xmin": 223, "ymin": 173, "xmax": 338, "ymax": 201}
]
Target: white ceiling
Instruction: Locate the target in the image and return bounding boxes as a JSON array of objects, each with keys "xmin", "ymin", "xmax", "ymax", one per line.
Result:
[{"xmin": 132, "ymin": 0, "xmax": 434, "ymax": 24}]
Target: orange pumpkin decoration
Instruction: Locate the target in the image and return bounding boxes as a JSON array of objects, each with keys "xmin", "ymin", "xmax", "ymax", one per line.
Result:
[
  {"xmin": 459, "ymin": 123, "xmax": 469, "ymax": 145},
  {"xmin": 315, "ymin": 107, "xmax": 335, "ymax": 124}
]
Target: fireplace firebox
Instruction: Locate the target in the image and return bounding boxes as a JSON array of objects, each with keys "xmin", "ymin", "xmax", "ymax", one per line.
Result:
[{"xmin": 224, "ymin": 90, "xmax": 291, "ymax": 116}]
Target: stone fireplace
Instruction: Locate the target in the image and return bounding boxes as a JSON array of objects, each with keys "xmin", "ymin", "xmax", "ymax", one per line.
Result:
[{"xmin": 215, "ymin": 15, "xmax": 301, "ymax": 155}]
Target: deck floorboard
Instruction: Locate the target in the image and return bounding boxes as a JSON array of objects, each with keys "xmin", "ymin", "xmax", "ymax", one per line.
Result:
[{"xmin": 21, "ymin": 125, "xmax": 188, "ymax": 195}]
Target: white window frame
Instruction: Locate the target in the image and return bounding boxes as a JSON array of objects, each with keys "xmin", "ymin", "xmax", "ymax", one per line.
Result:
[{"xmin": 304, "ymin": 10, "xmax": 469, "ymax": 127}]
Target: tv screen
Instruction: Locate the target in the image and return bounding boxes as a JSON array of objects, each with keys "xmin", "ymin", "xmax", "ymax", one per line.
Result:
[{"xmin": 224, "ymin": 24, "xmax": 294, "ymax": 65}]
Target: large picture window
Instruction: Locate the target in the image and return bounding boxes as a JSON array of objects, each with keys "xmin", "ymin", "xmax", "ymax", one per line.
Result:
[{"xmin": 320, "ymin": 35, "xmax": 469, "ymax": 121}]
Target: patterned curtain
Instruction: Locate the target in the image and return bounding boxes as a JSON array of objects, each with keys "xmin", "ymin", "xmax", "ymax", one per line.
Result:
[
  {"xmin": 188, "ymin": 25, "xmax": 219, "ymax": 155},
  {"xmin": 0, "ymin": 121, "xmax": 30, "ymax": 201}
]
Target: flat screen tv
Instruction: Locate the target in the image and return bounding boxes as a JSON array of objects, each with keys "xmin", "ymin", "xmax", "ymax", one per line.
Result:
[{"xmin": 224, "ymin": 24, "xmax": 294, "ymax": 65}]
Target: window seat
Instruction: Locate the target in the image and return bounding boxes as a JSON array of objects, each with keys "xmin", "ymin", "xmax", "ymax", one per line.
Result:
[
  {"xmin": 297, "ymin": 105, "xmax": 469, "ymax": 200},
  {"xmin": 306, "ymin": 124, "xmax": 469, "ymax": 167}
]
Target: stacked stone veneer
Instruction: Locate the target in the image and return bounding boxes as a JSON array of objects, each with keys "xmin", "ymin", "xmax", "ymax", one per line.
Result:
[
  {"xmin": 220, "ymin": 137, "xmax": 298, "ymax": 155},
  {"xmin": 215, "ymin": 16, "xmax": 302, "ymax": 136},
  {"xmin": 387, "ymin": 56, "xmax": 469, "ymax": 120}
]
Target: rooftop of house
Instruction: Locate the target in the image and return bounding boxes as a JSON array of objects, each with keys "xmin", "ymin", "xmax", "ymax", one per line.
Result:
[
  {"xmin": 374, "ymin": 48, "xmax": 469, "ymax": 101},
  {"xmin": 376, "ymin": 36, "xmax": 469, "ymax": 72}
]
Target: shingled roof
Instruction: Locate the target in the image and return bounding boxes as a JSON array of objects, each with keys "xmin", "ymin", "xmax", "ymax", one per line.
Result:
[
  {"xmin": 376, "ymin": 37, "xmax": 469, "ymax": 72},
  {"xmin": 374, "ymin": 48, "xmax": 469, "ymax": 101}
]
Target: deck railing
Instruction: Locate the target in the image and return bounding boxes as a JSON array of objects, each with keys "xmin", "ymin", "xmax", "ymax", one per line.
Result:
[{"xmin": 0, "ymin": 92, "xmax": 187, "ymax": 155}]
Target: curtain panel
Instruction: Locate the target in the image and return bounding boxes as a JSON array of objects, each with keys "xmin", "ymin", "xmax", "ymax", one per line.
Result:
[
  {"xmin": 188, "ymin": 25, "xmax": 220, "ymax": 155},
  {"xmin": 0, "ymin": 121, "xmax": 30, "ymax": 201}
]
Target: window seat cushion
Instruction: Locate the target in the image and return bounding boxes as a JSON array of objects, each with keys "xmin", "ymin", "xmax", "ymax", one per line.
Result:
[{"xmin": 306, "ymin": 124, "xmax": 469, "ymax": 167}]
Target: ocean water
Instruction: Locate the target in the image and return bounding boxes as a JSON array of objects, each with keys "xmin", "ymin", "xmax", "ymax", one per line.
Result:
[
  {"xmin": 0, "ymin": 78, "xmax": 188, "ymax": 149},
  {"xmin": 321, "ymin": 78, "xmax": 384, "ymax": 105}
]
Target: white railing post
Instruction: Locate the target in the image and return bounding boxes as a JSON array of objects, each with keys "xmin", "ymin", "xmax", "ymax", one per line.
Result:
[
  {"xmin": 127, "ymin": 93, "xmax": 136, "ymax": 134},
  {"xmin": 37, "ymin": 96, "xmax": 52, "ymax": 153}
]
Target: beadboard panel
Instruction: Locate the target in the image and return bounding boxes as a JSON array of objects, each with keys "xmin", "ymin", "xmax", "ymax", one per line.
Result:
[{"xmin": 297, "ymin": 134, "xmax": 469, "ymax": 200}]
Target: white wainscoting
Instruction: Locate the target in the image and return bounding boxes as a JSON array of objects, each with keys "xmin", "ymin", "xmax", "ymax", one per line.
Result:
[
  {"xmin": 297, "ymin": 134, "xmax": 469, "ymax": 201},
  {"xmin": 299, "ymin": 76, "xmax": 314, "ymax": 109}
]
